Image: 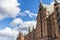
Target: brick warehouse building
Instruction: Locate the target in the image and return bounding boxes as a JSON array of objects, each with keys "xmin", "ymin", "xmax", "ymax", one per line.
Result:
[{"xmin": 17, "ymin": 0, "xmax": 60, "ymax": 40}]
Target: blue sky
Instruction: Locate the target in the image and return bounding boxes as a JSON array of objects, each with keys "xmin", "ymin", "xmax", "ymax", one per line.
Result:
[
  {"xmin": 0, "ymin": 0, "xmax": 53, "ymax": 30},
  {"xmin": 0, "ymin": 0, "xmax": 54, "ymax": 40}
]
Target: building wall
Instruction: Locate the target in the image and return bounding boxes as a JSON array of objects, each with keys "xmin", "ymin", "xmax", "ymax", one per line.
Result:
[
  {"xmin": 48, "ymin": 11, "xmax": 60, "ymax": 40},
  {"xmin": 16, "ymin": 32, "xmax": 24, "ymax": 40},
  {"xmin": 23, "ymin": 11, "xmax": 60, "ymax": 40},
  {"xmin": 17, "ymin": 1, "xmax": 60, "ymax": 40},
  {"xmin": 24, "ymin": 31, "xmax": 34, "ymax": 40}
]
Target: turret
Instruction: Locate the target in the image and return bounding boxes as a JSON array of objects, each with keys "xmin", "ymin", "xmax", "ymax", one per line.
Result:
[
  {"xmin": 54, "ymin": 0, "xmax": 59, "ymax": 11},
  {"xmin": 39, "ymin": 0, "xmax": 44, "ymax": 10},
  {"xmin": 32, "ymin": 26, "xmax": 34, "ymax": 31},
  {"xmin": 17, "ymin": 32, "xmax": 24, "ymax": 40},
  {"xmin": 28, "ymin": 27, "xmax": 30, "ymax": 33}
]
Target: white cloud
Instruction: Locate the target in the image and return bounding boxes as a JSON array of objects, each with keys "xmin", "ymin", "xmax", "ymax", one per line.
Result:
[
  {"xmin": 21, "ymin": 30, "xmax": 28, "ymax": 35},
  {"xmin": 19, "ymin": 10, "xmax": 37, "ymax": 17},
  {"xmin": 20, "ymin": 21, "xmax": 36, "ymax": 29},
  {"xmin": 0, "ymin": 0, "xmax": 20, "ymax": 20},
  {"xmin": 10, "ymin": 18, "xmax": 23, "ymax": 27},
  {"xmin": 0, "ymin": 27, "xmax": 18, "ymax": 40},
  {"xmin": 25, "ymin": 10, "xmax": 37, "ymax": 17},
  {"xmin": 20, "ymin": 21, "xmax": 36, "ymax": 34},
  {"xmin": 10, "ymin": 18, "xmax": 36, "ymax": 34},
  {"xmin": 19, "ymin": 12, "xmax": 26, "ymax": 17}
]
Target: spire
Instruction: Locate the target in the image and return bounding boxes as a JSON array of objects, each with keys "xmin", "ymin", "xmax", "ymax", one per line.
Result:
[
  {"xmin": 32, "ymin": 26, "xmax": 34, "ymax": 31},
  {"xmin": 54, "ymin": 0, "xmax": 58, "ymax": 6},
  {"xmin": 39, "ymin": 0, "xmax": 43, "ymax": 10},
  {"xmin": 16, "ymin": 31, "xmax": 21, "ymax": 40},
  {"xmin": 40, "ymin": 0, "xmax": 42, "ymax": 3},
  {"xmin": 19, "ymin": 31, "xmax": 21, "ymax": 35},
  {"xmin": 54, "ymin": 0, "xmax": 59, "ymax": 11},
  {"xmin": 28, "ymin": 27, "xmax": 30, "ymax": 33},
  {"xmin": 17, "ymin": 31, "xmax": 24, "ymax": 40},
  {"xmin": 40, "ymin": 0, "xmax": 43, "ymax": 7},
  {"xmin": 18, "ymin": 31, "xmax": 23, "ymax": 36}
]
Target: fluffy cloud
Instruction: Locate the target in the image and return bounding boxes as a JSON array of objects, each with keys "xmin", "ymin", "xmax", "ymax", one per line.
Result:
[
  {"xmin": 0, "ymin": 27, "xmax": 18, "ymax": 40},
  {"xmin": 20, "ymin": 21, "xmax": 36, "ymax": 29},
  {"xmin": 10, "ymin": 18, "xmax": 36, "ymax": 34},
  {"xmin": 0, "ymin": 0, "xmax": 20, "ymax": 20},
  {"xmin": 10, "ymin": 18, "xmax": 23, "ymax": 26},
  {"xmin": 25, "ymin": 10, "xmax": 37, "ymax": 17},
  {"xmin": 19, "ymin": 10, "xmax": 37, "ymax": 18}
]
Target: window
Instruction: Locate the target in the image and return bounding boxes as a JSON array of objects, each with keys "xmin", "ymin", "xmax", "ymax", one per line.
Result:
[
  {"xmin": 59, "ymin": 26, "xmax": 60, "ymax": 34},
  {"xmin": 57, "ymin": 13, "xmax": 60, "ymax": 28},
  {"xmin": 41, "ymin": 24, "xmax": 43, "ymax": 38},
  {"xmin": 55, "ymin": 7, "xmax": 58, "ymax": 11},
  {"xmin": 58, "ymin": 19, "xmax": 60, "ymax": 26},
  {"xmin": 57, "ymin": 13, "xmax": 60, "ymax": 19},
  {"xmin": 39, "ymin": 8, "xmax": 42, "ymax": 10},
  {"xmin": 40, "ymin": 14, "xmax": 42, "ymax": 19},
  {"xmin": 59, "ymin": 26, "xmax": 60, "ymax": 29},
  {"xmin": 59, "ymin": 26, "xmax": 60, "ymax": 31},
  {"xmin": 54, "ymin": 3, "xmax": 57, "ymax": 6}
]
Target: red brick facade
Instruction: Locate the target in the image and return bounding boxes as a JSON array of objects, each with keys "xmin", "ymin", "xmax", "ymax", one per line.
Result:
[{"xmin": 17, "ymin": 0, "xmax": 60, "ymax": 40}]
